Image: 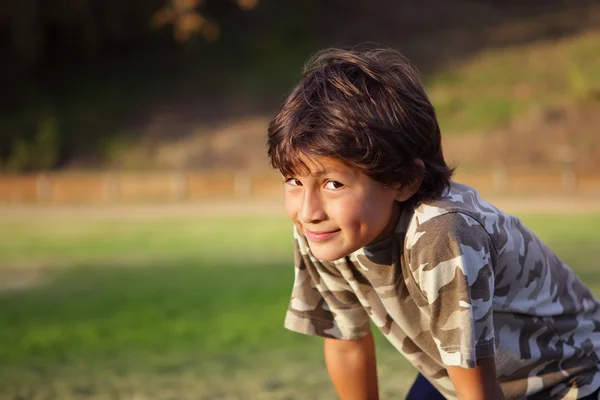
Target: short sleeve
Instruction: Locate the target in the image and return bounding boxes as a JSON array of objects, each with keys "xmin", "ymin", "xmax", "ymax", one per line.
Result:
[
  {"xmin": 407, "ymin": 212, "xmax": 497, "ymax": 368},
  {"xmin": 284, "ymin": 228, "xmax": 371, "ymax": 340}
]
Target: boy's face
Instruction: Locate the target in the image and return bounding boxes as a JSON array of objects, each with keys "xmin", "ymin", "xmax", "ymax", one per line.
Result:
[{"xmin": 284, "ymin": 156, "xmax": 411, "ymax": 262}]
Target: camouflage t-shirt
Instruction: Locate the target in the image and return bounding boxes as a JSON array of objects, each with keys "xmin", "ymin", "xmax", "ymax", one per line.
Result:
[{"xmin": 284, "ymin": 181, "xmax": 600, "ymax": 399}]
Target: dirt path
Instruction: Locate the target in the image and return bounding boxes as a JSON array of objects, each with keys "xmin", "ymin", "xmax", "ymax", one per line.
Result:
[
  {"xmin": 0, "ymin": 200, "xmax": 285, "ymax": 221},
  {"xmin": 1, "ymin": 196, "xmax": 600, "ymax": 221}
]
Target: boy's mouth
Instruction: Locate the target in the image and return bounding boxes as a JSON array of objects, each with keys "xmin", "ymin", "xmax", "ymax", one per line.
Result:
[{"xmin": 304, "ymin": 229, "xmax": 341, "ymax": 242}]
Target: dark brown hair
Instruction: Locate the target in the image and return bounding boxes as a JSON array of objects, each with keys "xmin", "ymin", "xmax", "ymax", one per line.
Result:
[{"xmin": 267, "ymin": 46, "xmax": 454, "ymax": 203}]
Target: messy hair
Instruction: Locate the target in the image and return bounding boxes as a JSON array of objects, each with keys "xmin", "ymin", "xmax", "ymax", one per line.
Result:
[{"xmin": 267, "ymin": 46, "xmax": 454, "ymax": 203}]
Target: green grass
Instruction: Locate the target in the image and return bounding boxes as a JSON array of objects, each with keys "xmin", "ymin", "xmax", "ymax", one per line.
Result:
[
  {"xmin": 0, "ymin": 216, "xmax": 293, "ymax": 267},
  {"xmin": 1, "ymin": 211, "xmax": 600, "ymax": 399},
  {"xmin": 428, "ymin": 29, "xmax": 600, "ymax": 134}
]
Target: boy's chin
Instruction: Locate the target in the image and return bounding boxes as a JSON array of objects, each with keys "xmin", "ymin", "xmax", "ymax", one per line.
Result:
[{"xmin": 308, "ymin": 243, "xmax": 353, "ymax": 262}]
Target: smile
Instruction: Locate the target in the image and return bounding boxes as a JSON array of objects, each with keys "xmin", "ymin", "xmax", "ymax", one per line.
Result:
[{"xmin": 304, "ymin": 229, "xmax": 341, "ymax": 242}]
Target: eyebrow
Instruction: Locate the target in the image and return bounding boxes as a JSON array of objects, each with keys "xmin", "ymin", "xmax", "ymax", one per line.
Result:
[
  {"xmin": 308, "ymin": 168, "xmax": 357, "ymax": 179},
  {"xmin": 285, "ymin": 169, "xmax": 330, "ymax": 178},
  {"xmin": 308, "ymin": 169, "xmax": 327, "ymax": 177},
  {"xmin": 286, "ymin": 158, "xmax": 356, "ymax": 178}
]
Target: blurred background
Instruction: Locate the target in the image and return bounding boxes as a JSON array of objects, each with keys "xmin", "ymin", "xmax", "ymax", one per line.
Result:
[{"xmin": 1, "ymin": 1, "xmax": 600, "ymax": 399}]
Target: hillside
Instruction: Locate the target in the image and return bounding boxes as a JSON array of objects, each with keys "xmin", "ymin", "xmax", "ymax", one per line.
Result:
[
  {"xmin": 114, "ymin": 27, "xmax": 600, "ymax": 172},
  {"xmin": 2, "ymin": 1, "xmax": 600, "ymax": 172}
]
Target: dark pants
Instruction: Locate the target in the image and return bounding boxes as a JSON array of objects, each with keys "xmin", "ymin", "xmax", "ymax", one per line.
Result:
[
  {"xmin": 405, "ymin": 373, "xmax": 600, "ymax": 400},
  {"xmin": 580, "ymin": 388, "xmax": 600, "ymax": 400},
  {"xmin": 405, "ymin": 374, "xmax": 445, "ymax": 400}
]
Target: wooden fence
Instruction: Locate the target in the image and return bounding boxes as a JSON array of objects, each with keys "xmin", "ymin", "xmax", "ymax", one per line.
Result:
[{"xmin": 1, "ymin": 168, "xmax": 600, "ymax": 204}]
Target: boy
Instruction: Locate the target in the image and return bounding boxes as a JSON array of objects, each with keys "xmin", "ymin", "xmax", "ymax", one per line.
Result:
[{"xmin": 266, "ymin": 47, "xmax": 600, "ymax": 400}]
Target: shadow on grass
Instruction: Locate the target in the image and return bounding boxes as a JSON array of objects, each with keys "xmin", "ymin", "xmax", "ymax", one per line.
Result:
[
  {"xmin": 0, "ymin": 257, "xmax": 357, "ymax": 399},
  {"xmin": 2, "ymin": 213, "xmax": 599, "ymax": 398},
  {"xmin": 0, "ymin": 260, "xmax": 307, "ymax": 363}
]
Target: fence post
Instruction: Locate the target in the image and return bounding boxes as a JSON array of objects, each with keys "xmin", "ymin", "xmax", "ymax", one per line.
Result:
[
  {"xmin": 104, "ymin": 172, "xmax": 119, "ymax": 202},
  {"xmin": 171, "ymin": 170, "xmax": 187, "ymax": 200},
  {"xmin": 492, "ymin": 165, "xmax": 508, "ymax": 191},
  {"xmin": 562, "ymin": 165, "xmax": 577, "ymax": 192},
  {"xmin": 36, "ymin": 173, "xmax": 52, "ymax": 202},
  {"xmin": 234, "ymin": 171, "xmax": 252, "ymax": 198}
]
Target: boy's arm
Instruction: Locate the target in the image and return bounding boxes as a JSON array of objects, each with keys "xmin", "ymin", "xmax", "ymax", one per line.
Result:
[
  {"xmin": 324, "ymin": 332, "xmax": 379, "ymax": 400},
  {"xmin": 446, "ymin": 357, "xmax": 505, "ymax": 400}
]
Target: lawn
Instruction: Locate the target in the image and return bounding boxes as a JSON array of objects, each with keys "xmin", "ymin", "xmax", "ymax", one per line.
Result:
[{"xmin": 1, "ymin": 210, "xmax": 600, "ymax": 399}]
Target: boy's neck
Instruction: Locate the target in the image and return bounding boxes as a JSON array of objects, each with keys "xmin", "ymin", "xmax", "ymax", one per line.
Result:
[{"xmin": 367, "ymin": 201, "xmax": 404, "ymax": 246}]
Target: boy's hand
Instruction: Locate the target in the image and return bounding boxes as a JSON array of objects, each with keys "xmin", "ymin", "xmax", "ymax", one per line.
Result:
[
  {"xmin": 324, "ymin": 333, "xmax": 379, "ymax": 400},
  {"xmin": 446, "ymin": 357, "xmax": 505, "ymax": 400}
]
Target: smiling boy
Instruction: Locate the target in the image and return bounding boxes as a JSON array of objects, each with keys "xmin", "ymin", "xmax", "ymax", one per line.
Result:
[{"xmin": 267, "ymin": 47, "xmax": 600, "ymax": 400}]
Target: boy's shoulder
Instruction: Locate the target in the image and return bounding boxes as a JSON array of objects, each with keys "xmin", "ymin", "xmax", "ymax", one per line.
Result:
[
  {"xmin": 409, "ymin": 180, "xmax": 507, "ymax": 228},
  {"xmin": 399, "ymin": 180, "xmax": 512, "ymax": 247}
]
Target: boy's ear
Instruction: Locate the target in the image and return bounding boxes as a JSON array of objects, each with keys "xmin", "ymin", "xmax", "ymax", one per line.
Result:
[{"xmin": 391, "ymin": 158, "xmax": 425, "ymax": 202}]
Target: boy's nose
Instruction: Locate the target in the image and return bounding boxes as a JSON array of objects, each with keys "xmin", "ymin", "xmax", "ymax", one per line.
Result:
[{"xmin": 299, "ymin": 190, "xmax": 327, "ymax": 224}]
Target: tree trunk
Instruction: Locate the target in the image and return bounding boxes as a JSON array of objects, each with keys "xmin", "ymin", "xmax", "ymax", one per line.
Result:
[{"xmin": 8, "ymin": 0, "xmax": 42, "ymax": 68}]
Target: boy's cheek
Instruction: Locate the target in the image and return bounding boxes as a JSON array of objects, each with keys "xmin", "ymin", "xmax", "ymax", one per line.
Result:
[
  {"xmin": 284, "ymin": 197, "xmax": 300, "ymax": 221},
  {"xmin": 294, "ymin": 223, "xmax": 305, "ymax": 237}
]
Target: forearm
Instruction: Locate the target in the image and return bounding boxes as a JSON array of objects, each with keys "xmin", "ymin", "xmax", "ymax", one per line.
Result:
[
  {"xmin": 455, "ymin": 384, "xmax": 504, "ymax": 400},
  {"xmin": 447, "ymin": 357, "xmax": 505, "ymax": 400},
  {"xmin": 324, "ymin": 333, "xmax": 379, "ymax": 400},
  {"xmin": 455, "ymin": 381, "xmax": 504, "ymax": 400}
]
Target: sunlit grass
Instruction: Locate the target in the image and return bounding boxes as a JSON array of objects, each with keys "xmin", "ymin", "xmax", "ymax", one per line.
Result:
[
  {"xmin": 429, "ymin": 29, "xmax": 600, "ymax": 133},
  {"xmin": 0, "ymin": 216, "xmax": 293, "ymax": 267},
  {"xmin": 1, "ymin": 212, "xmax": 600, "ymax": 399}
]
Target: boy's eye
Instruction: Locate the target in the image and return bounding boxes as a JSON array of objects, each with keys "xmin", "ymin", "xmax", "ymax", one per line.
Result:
[
  {"xmin": 324, "ymin": 181, "xmax": 344, "ymax": 190},
  {"xmin": 285, "ymin": 178, "xmax": 302, "ymax": 186}
]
